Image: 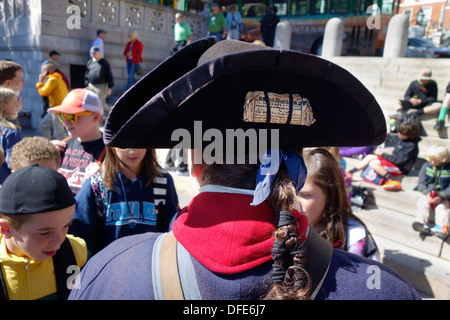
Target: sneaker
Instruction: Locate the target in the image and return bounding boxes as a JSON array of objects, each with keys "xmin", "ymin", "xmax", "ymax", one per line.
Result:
[
  {"xmin": 430, "ymin": 225, "xmax": 449, "ymax": 240},
  {"xmin": 389, "ymin": 109, "xmax": 405, "ymax": 120},
  {"xmin": 412, "ymin": 221, "xmax": 431, "ymax": 234},
  {"xmin": 382, "ymin": 179, "xmax": 401, "ymax": 191},
  {"xmin": 433, "ymin": 120, "xmax": 444, "ymax": 131}
]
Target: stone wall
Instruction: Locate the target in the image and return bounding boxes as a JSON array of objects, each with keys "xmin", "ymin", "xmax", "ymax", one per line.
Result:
[{"xmin": 0, "ymin": 0, "xmax": 208, "ymax": 128}]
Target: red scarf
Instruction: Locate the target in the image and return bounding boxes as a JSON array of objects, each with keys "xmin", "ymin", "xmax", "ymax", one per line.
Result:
[{"xmin": 172, "ymin": 192, "xmax": 308, "ymax": 274}]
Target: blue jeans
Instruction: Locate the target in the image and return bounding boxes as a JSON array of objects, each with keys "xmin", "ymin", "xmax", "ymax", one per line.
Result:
[
  {"xmin": 126, "ymin": 61, "xmax": 137, "ymax": 89},
  {"xmin": 208, "ymin": 32, "xmax": 223, "ymax": 42}
]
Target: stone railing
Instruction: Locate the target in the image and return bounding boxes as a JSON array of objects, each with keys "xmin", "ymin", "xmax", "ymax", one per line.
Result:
[{"xmin": 67, "ymin": 0, "xmax": 208, "ymax": 40}]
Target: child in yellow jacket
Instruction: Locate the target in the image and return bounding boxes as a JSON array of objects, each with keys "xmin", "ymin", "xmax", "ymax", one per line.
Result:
[
  {"xmin": 0, "ymin": 165, "xmax": 89, "ymax": 300},
  {"xmin": 36, "ymin": 62, "xmax": 68, "ymax": 141}
]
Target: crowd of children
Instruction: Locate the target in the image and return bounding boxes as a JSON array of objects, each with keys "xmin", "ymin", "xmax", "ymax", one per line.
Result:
[{"xmin": 0, "ymin": 39, "xmax": 448, "ymax": 300}]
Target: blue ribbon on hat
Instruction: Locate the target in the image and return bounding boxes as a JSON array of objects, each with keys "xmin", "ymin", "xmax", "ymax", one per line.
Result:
[{"xmin": 251, "ymin": 149, "xmax": 307, "ymax": 206}]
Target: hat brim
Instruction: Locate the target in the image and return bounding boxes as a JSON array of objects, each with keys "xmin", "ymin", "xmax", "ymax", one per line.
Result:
[
  {"xmin": 104, "ymin": 38, "xmax": 386, "ymax": 150},
  {"xmin": 48, "ymin": 104, "xmax": 89, "ymax": 114}
]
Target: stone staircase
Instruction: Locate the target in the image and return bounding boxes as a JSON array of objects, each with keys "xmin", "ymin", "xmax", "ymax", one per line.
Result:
[{"xmin": 344, "ymin": 114, "xmax": 450, "ymax": 299}]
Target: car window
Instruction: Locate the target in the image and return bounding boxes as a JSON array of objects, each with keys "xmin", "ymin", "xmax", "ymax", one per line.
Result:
[{"xmin": 408, "ymin": 39, "xmax": 419, "ymax": 46}]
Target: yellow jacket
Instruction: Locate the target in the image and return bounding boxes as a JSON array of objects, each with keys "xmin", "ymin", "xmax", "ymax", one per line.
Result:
[
  {"xmin": 36, "ymin": 72, "xmax": 69, "ymax": 108},
  {"xmin": 0, "ymin": 234, "xmax": 89, "ymax": 300}
]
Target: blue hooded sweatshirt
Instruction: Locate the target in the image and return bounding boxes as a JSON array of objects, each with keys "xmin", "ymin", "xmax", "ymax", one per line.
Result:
[{"xmin": 70, "ymin": 170, "xmax": 179, "ymax": 254}]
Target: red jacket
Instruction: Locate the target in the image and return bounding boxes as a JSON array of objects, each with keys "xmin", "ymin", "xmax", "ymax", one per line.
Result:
[{"xmin": 123, "ymin": 39, "xmax": 143, "ymax": 64}]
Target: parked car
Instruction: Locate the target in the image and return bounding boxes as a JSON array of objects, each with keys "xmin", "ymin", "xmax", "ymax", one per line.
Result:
[{"xmin": 406, "ymin": 37, "xmax": 450, "ymax": 58}]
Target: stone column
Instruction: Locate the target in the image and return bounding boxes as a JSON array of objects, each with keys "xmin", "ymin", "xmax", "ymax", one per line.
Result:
[
  {"xmin": 383, "ymin": 14, "xmax": 409, "ymax": 58},
  {"xmin": 321, "ymin": 17, "xmax": 344, "ymax": 57}
]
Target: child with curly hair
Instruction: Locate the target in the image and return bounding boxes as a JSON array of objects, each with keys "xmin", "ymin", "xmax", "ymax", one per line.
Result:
[{"xmin": 9, "ymin": 136, "xmax": 61, "ymax": 172}]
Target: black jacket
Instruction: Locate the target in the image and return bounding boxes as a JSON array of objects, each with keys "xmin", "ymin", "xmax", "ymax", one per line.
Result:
[
  {"xmin": 404, "ymin": 79, "xmax": 437, "ymax": 105},
  {"xmin": 85, "ymin": 58, "xmax": 114, "ymax": 88},
  {"xmin": 382, "ymin": 134, "xmax": 420, "ymax": 174}
]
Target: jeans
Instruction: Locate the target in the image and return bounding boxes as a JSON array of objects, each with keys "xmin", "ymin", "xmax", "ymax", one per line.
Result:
[
  {"xmin": 208, "ymin": 32, "xmax": 223, "ymax": 42},
  {"xmin": 126, "ymin": 61, "xmax": 137, "ymax": 90}
]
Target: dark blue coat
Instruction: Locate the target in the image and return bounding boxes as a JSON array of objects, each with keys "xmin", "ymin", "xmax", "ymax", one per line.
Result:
[{"xmin": 68, "ymin": 231, "xmax": 420, "ymax": 300}]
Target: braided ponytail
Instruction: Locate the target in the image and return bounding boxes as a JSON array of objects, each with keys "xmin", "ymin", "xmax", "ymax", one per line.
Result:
[{"xmin": 264, "ymin": 167, "xmax": 311, "ymax": 300}]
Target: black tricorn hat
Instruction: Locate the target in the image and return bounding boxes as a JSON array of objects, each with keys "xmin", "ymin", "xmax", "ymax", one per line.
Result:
[{"xmin": 104, "ymin": 37, "xmax": 386, "ymax": 150}]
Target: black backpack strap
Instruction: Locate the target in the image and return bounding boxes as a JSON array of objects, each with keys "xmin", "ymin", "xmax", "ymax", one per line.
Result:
[
  {"xmin": 52, "ymin": 237, "xmax": 77, "ymax": 300},
  {"xmin": 303, "ymin": 227, "xmax": 333, "ymax": 299},
  {"xmin": 0, "ymin": 264, "xmax": 8, "ymax": 300}
]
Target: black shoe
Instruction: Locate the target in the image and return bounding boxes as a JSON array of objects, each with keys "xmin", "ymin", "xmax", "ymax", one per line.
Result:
[{"xmin": 434, "ymin": 120, "xmax": 444, "ymax": 131}]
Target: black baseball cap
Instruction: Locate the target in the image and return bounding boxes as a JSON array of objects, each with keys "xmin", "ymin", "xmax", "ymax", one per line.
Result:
[
  {"xmin": 0, "ymin": 164, "xmax": 75, "ymax": 215},
  {"xmin": 49, "ymin": 50, "xmax": 60, "ymax": 57}
]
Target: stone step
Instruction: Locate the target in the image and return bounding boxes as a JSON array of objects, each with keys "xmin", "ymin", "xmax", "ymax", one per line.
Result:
[
  {"xmin": 420, "ymin": 118, "xmax": 450, "ymax": 140},
  {"xmin": 345, "ymin": 156, "xmax": 420, "ymax": 217},
  {"xmin": 372, "ymin": 236, "xmax": 450, "ymax": 299},
  {"xmin": 355, "ymin": 206, "xmax": 450, "ymax": 261}
]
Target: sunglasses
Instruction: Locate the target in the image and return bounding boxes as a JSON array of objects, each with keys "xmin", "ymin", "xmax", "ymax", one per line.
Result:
[{"xmin": 57, "ymin": 111, "xmax": 94, "ymax": 123}]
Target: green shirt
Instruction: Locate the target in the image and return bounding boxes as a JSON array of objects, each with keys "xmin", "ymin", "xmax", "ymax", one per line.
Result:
[
  {"xmin": 174, "ymin": 21, "xmax": 192, "ymax": 42},
  {"xmin": 208, "ymin": 13, "xmax": 226, "ymax": 33}
]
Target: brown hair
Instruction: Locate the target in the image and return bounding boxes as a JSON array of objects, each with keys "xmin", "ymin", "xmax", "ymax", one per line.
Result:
[
  {"xmin": 0, "ymin": 213, "xmax": 31, "ymax": 231},
  {"xmin": 0, "ymin": 61, "xmax": 22, "ymax": 85},
  {"xmin": 397, "ymin": 119, "xmax": 420, "ymax": 139},
  {"xmin": 9, "ymin": 136, "xmax": 61, "ymax": 171},
  {"xmin": 103, "ymin": 147, "xmax": 162, "ymax": 191},
  {"xmin": 264, "ymin": 165, "xmax": 311, "ymax": 300},
  {"xmin": 302, "ymin": 148, "xmax": 367, "ymax": 247},
  {"xmin": 197, "ymin": 159, "xmax": 311, "ymax": 300}
]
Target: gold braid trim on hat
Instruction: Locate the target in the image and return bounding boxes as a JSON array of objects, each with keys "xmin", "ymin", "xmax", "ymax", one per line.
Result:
[{"xmin": 243, "ymin": 91, "xmax": 316, "ymax": 126}]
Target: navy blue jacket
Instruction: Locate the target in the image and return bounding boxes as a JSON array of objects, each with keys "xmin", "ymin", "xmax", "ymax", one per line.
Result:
[
  {"xmin": 70, "ymin": 171, "xmax": 179, "ymax": 254},
  {"xmin": 68, "ymin": 231, "xmax": 420, "ymax": 300}
]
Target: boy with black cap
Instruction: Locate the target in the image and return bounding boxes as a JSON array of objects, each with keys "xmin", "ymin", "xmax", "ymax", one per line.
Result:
[{"xmin": 0, "ymin": 165, "xmax": 88, "ymax": 300}]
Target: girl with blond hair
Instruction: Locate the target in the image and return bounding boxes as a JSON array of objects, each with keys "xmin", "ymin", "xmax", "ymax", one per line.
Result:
[{"xmin": 0, "ymin": 87, "xmax": 23, "ymax": 183}]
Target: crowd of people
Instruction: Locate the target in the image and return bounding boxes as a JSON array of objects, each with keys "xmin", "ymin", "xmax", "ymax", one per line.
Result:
[{"xmin": 0, "ymin": 9, "xmax": 448, "ymax": 301}]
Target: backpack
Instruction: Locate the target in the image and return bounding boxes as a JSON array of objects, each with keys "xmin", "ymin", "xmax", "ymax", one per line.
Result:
[
  {"xmin": 361, "ymin": 166, "xmax": 384, "ymax": 185},
  {"xmin": 350, "ymin": 185, "xmax": 371, "ymax": 209},
  {"xmin": 0, "ymin": 237, "xmax": 77, "ymax": 300},
  {"xmin": 90, "ymin": 172, "xmax": 110, "ymax": 219},
  {"xmin": 390, "ymin": 112, "xmax": 423, "ymax": 134}
]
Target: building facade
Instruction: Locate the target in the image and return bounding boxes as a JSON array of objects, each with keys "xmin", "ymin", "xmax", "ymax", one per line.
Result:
[
  {"xmin": 395, "ymin": 0, "xmax": 450, "ymax": 31},
  {"xmin": 0, "ymin": 0, "xmax": 207, "ymax": 128}
]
